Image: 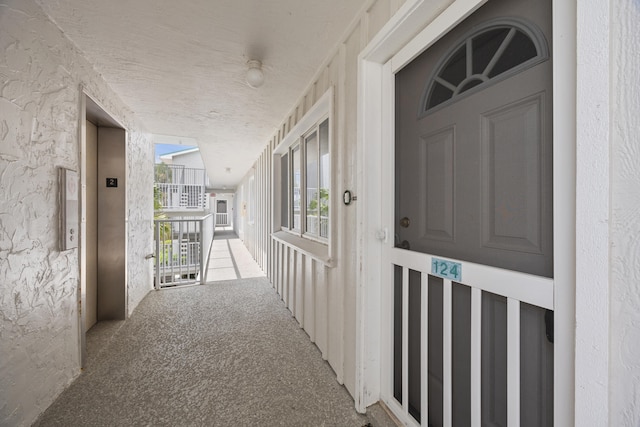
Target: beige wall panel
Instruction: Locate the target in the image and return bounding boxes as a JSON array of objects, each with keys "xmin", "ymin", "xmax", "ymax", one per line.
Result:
[
  {"xmin": 315, "ymin": 263, "xmax": 329, "ymax": 359},
  {"xmin": 271, "ymin": 240, "xmax": 276, "ymax": 290},
  {"xmin": 390, "ymin": 0, "xmax": 406, "ymax": 15},
  {"xmin": 316, "ymin": 67, "xmax": 330, "ymax": 99},
  {"xmin": 282, "ymin": 246, "xmax": 290, "ymax": 306},
  {"xmin": 341, "ymin": 20, "xmax": 362, "ymax": 396},
  {"xmin": 327, "ymin": 264, "xmax": 344, "ymax": 382},
  {"xmin": 278, "ymin": 243, "xmax": 284, "ymax": 298},
  {"xmin": 305, "ymin": 87, "xmax": 315, "ymax": 114},
  {"xmin": 367, "ymin": 0, "xmax": 392, "ymax": 44},
  {"xmin": 324, "ymin": 46, "xmax": 347, "ymax": 386},
  {"xmin": 304, "ymin": 257, "xmax": 316, "ymax": 342},
  {"xmin": 288, "ymin": 247, "xmax": 296, "ymax": 313},
  {"xmin": 295, "ymin": 252, "xmax": 305, "ymax": 324}
]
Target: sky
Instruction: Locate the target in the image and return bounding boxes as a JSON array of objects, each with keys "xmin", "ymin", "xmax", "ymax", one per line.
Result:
[{"xmin": 154, "ymin": 144, "xmax": 196, "ymax": 162}]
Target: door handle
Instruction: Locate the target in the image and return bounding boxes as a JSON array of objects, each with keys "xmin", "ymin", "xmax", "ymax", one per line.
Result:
[{"xmin": 400, "ymin": 217, "xmax": 410, "ymax": 228}]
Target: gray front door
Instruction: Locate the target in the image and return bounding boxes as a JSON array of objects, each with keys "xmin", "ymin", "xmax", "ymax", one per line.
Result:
[
  {"xmin": 391, "ymin": 0, "xmax": 554, "ymax": 425},
  {"xmin": 395, "ymin": 0, "xmax": 553, "ymax": 278}
]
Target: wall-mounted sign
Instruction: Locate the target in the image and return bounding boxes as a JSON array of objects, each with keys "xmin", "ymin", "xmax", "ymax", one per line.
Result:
[
  {"xmin": 106, "ymin": 178, "xmax": 118, "ymax": 188},
  {"xmin": 431, "ymin": 257, "xmax": 462, "ymax": 282}
]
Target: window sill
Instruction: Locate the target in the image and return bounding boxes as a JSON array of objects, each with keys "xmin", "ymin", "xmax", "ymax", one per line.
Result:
[{"xmin": 272, "ymin": 231, "xmax": 333, "ymax": 267}]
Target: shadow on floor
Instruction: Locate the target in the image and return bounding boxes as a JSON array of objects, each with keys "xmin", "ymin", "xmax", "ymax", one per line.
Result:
[{"xmin": 205, "ymin": 229, "xmax": 264, "ymax": 282}]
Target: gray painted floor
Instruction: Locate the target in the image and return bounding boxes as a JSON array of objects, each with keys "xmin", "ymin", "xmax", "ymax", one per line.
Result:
[{"xmin": 34, "ymin": 230, "xmax": 393, "ymax": 427}]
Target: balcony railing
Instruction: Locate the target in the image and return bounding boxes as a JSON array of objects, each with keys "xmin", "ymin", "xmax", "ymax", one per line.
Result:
[
  {"xmin": 154, "ymin": 214, "xmax": 214, "ymax": 288},
  {"xmin": 155, "ymin": 164, "xmax": 209, "ymax": 211},
  {"xmin": 215, "ymin": 212, "xmax": 229, "ymax": 226}
]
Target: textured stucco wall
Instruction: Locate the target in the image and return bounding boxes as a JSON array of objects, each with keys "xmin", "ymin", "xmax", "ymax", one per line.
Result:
[
  {"xmin": 126, "ymin": 129, "xmax": 154, "ymax": 316},
  {"xmin": 610, "ymin": 0, "xmax": 640, "ymax": 425},
  {"xmin": 0, "ymin": 1, "xmax": 153, "ymax": 425}
]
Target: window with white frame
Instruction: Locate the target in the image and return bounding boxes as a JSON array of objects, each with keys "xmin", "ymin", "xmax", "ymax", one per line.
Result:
[
  {"xmin": 280, "ymin": 117, "xmax": 330, "ymax": 240},
  {"xmin": 274, "ymin": 89, "xmax": 333, "ymax": 260}
]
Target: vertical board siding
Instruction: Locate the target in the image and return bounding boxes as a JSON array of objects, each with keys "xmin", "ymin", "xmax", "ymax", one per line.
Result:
[
  {"xmin": 289, "ymin": 248, "xmax": 296, "ymax": 313},
  {"xmin": 295, "ymin": 253, "xmax": 305, "ymax": 325},
  {"xmin": 235, "ymin": 0, "xmax": 401, "ymax": 400},
  {"xmin": 304, "ymin": 257, "xmax": 316, "ymax": 342},
  {"xmin": 316, "ymin": 262, "xmax": 329, "ymax": 360},
  {"xmin": 282, "ymin": 245, "xmax": 290, "ymax": 306}
]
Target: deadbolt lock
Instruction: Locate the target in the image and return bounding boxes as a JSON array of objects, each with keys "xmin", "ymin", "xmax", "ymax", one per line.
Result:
[{"xmin": 400, "ymin": 217, "xmax": 410, "ymax": 228}]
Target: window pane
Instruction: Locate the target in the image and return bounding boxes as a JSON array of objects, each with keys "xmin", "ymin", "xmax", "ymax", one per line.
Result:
[
  {"xmin": 292, "ymin": 146, "xmax": 301, "ymax": 231},
  {"xmin": 488, "ymin": 30, "xmax": 538, "ymax": 78},
  {"xmin": 319, "ymin": 119, "xmax": 330, "ymax": 239},
  {"xmin": 427, "ymin": 82, "xmax": 454, "ymax": 110},
  {"xmin": 281, "ymin": 154, "xmax": 289, "ymax": 228},
  {"xmin": 459, "ymin": 78, "xmax": 483, "ymax": 93},
  {"xmin": 439, "ymin": 45, "xmax": 466, "ymax": 86},
  {"xmin": 305, "ymin": 131, "xmax": 319, "ymax": 236},
  {"xmin": 472, "ymin": 27, "xmax": 510, "ymax": 75}
]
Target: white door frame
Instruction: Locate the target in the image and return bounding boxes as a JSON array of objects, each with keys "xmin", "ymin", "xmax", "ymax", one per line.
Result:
[
  {"xmin": 78, "ymin": 88, "xmax": 129, "ymax": 368},
  {"xmin": 355, "ymin": 0, "xmax": 602, "ymax": 425}
]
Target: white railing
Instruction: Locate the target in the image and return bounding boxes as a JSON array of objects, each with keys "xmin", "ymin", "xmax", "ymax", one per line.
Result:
[
  {"xmin": 155, "ymin": 164, "xmax": 209, "ymax": 211},
  {"xmin": 385, "ymin": 248, "xmax": 554, "ymax": 426},
  {"xmin": 154, "ymin": 214, "xmax": 214, "ymax": 288},
  {"xmin": 155, "ymin": 164, "xmax": 209, "ymax": 186},
  {"xmin": 215, "ymin": 212, "xmax": 229, "ymax": 226},
  {"xmin": 156, "ymin": 183, "xmax": 209, "ymax": 210}
]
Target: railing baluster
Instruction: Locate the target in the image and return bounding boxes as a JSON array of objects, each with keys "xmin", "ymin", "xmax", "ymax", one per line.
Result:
[
  {"xmin": 421, "ymin": 272, "xmax": 429, "ymax": 426},
  {"xmin": 507, "ymin": 298, "xmax": 521, "ymax": 427},
  {"xmin": 443, "ymin": 279, "xmax": 453, "ymax": 426},
  {"xmin": 402, "ymin": 266, "xmax": 409, "ymax": 415},
  {"xmin": 155, "ymin": 221, "xmax": 160, "ymax": 289},
  {"xmin": 154, "ymin": 214, "xmax": 213, "ymax": 288}
]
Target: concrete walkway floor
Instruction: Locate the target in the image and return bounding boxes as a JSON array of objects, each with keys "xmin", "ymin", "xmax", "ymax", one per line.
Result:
[
  {"xmin": 34, "ymin": 231, "xmax": 393, "ymax": 426},
  {"xmin": 205, "ymin": 228, "xmax": 265, "ymax": 282}
]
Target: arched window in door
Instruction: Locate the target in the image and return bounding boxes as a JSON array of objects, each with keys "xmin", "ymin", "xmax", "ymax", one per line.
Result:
[{"xmin": 421, "ymin": 18, "xmax": 549, "ymax": 114}]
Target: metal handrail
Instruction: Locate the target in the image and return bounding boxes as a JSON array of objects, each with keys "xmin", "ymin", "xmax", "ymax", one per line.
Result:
[{"xmin": 154, "ymin": 214, "xmax": 214, "ymax": 288}]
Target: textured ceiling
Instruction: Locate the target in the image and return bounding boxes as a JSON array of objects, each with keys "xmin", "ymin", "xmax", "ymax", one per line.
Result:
[{"xmin": 37, "ymin": 0, "xmax": 368, "ymax": 188}]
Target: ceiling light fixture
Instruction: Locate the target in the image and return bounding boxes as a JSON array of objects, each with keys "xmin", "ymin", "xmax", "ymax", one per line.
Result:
[{"xmin": 246, "ymin": 60, "xmax": 264, "ymax": 88}]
